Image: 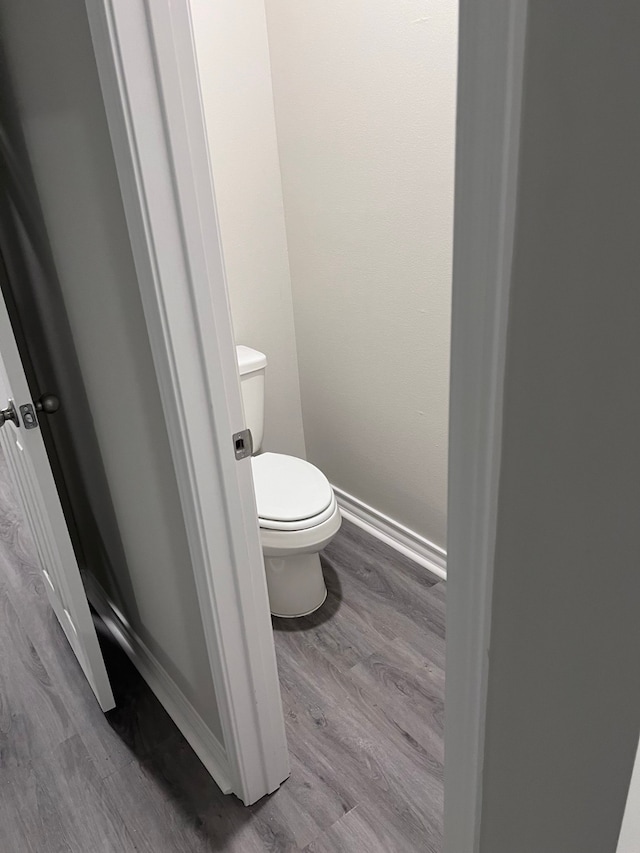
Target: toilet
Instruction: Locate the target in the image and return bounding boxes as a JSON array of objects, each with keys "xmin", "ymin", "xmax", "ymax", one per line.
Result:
[{"xmin": 237, "ymin": 346, "xmax": 341, "ymax": 617}]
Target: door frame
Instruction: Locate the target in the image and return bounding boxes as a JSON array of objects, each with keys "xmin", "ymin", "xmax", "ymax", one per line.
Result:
[
  {"xmin": 444, "ymin": 2, "xmax": 528, "ymax": 851},
  {"xmin": 85, "ymin": 0, "xmax": 532, "ymax": 835},
  {"xmin": 85, "ymin": 0, "xmax": 289, "ymax": 805}
]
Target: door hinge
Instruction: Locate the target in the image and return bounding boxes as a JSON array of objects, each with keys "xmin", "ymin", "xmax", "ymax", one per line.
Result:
[{"xmin": 233, "ymin": 428, "xmax": 253, "ymax": 460}]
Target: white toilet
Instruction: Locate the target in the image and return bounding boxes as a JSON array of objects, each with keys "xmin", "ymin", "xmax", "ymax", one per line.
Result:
[{"xmin": 237, "ymin": 346, "xmax": 341, "ymax": 617}]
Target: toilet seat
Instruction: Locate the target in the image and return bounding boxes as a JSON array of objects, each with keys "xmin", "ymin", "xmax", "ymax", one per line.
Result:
[
  {"xmin": 251, "ymin": 452, "xmax": 334, "ymax": 530},
  {"xmin": 260, "ymin": 501, "xmax": 342, "ymax": 558},
  {"xmin": 259, "ymin": 494, "xmax": 338, "ymax": 531},
  {"xmin": 252, "ymin": 450, "xmax": 342, "ymax": 563}
]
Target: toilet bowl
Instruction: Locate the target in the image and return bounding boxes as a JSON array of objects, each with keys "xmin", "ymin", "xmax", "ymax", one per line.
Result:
[
  {"xmin": 237, "ymin": 346, "xmax": 341, "ymax": 617},
  {"xmin": 252, "ymin": 452, "xmax": 342, "ymax": 617}
]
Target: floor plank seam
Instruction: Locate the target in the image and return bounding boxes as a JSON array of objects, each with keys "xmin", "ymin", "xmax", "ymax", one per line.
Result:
[{"xmin": 1, "ymin": 462, "xmax": 445, "ymax": 852}]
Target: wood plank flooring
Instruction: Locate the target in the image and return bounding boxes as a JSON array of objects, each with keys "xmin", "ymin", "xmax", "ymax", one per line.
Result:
[{"xmin": 0, "ymin": 451, "xmax": 445, "ymax": 852}]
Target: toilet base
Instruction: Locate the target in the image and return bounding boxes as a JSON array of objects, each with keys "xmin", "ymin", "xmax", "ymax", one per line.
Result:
[{"xmin": 265, "ymin": 551, "xmax": 327, "ymax": 618}]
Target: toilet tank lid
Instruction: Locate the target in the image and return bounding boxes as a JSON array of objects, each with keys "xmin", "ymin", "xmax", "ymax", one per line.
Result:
[{"xmin": 236, "ymin": 345, "xmax": 267, "ymax": 375}]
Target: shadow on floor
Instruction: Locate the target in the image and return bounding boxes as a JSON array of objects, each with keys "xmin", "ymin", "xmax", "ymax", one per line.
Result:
[
  {"xmin": 271, "ymin": 557, "xmax": 343, "ymax": 632},
  {"xmin": 93, "ymin": 613, "xmax": 260, "ymax": 850},
  {"xmin": 86, "ymin": 555, "xmax": 345, "ymax": 847}
]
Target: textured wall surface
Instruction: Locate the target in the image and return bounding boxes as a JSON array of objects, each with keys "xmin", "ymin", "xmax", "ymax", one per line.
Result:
[
  {"xmin": 191, "ymin": 0, "xmax": 306, "ymax": 459},
  {"xmin": 264, "ymin": 0, "xmax": 457, "ymax": 548}
]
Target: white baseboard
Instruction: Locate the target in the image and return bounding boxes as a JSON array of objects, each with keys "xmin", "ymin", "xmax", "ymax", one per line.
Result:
[
  {"xmin": 84, "ymin": 573, "xmax": 232, "ymax": 795},
  {"xmin": 332, "ymin": 486, "xmax": 447, "ymax": 582}
]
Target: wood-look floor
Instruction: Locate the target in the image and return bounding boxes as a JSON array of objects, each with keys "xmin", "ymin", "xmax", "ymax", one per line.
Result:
[{"xmin": 0, "ymin": 453, "xmax": 445, "ymax": 852}]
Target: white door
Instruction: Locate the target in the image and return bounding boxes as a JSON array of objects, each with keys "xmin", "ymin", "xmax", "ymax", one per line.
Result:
[
  {"xmin": 0, "ymin": 286, "xmax": 114, "ymax": 712},
  {"xmin": 86, "ymin": 0, "xmax": 289, "ymax": 803}
]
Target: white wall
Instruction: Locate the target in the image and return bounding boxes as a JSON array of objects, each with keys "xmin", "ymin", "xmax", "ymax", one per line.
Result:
[
  {"xmin": 264, "ymin": 0, "xmax": 457, "ymax": 548},
  {"xmin": 190, "ymin": 0, "xmax": 306, "ymax": 459},
  {"xmin": 479, "ymin": 4, "xmax": 640, "ymax": 851},
  {"xmin": 0, "ymin": 0, "xmax": 223, "ymax": 739}
]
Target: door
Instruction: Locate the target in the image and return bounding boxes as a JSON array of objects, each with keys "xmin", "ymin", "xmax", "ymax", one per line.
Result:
[
  {"xmin": 0, "ymin": 285, "xmax": 114, "ymax": 711},
  {"xmin": 86, "ymin": 0, "xmax": 289, "ymax": 803}
]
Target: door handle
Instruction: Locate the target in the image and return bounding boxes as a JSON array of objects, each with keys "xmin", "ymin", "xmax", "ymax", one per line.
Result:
[
  {"xmin": 0, "ymin": 395, "xmax": 59, "ymax": 429},
  {"xmin": 35, "ymin": 394, "xmax": 60, "ymax": 414},
  {"xmin": 0, "ymin": 400, "xmax": 19, "ymax": 428}
]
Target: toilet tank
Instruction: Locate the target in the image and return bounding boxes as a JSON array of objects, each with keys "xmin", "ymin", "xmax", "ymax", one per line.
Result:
[{"xmin": 236, "ymin": 346, "xmax": 267, "ymax": 453}]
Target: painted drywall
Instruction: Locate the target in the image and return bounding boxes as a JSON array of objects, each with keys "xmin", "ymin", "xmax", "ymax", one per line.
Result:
[
  {"xmin": 0, "ymin": 0, "xmax": 223, "ymax": 740},
  {"xmin": 264, "ymin": 0, "xmax": 457, "ymax": 548},
  {"xmin": 190, "ymin": 0, "xmax": 306, "ymax": 459},
  {"xmin": 480, "ymin": 4, "xmax": 640, "ymax": 852}
]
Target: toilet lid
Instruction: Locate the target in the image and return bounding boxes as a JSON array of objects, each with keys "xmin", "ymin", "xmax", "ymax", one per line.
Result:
[{"xmin": 251, "ymin": 453, "xmax": 334, "ymax": 523}]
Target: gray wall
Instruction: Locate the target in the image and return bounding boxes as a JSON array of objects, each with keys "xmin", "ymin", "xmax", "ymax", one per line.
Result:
[
  {"xmin": 264, "ymin": 0, "xmax": 457, "ymax": 548},
  {"xmin": 481, "ymin": 4, "xmax": 640, "ymax": 851},
  {"xmin": 0, "ymin": 0, "xmax": 222, "ymax": 738}
]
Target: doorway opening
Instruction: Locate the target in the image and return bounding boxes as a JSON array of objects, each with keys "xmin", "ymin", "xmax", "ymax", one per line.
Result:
[
  {"xmin": 0, "ymin": 0, "xmax": 533, "ymax": 850},
  {"xmin": 188, "ymin": 0, "xmax": 457, "ymax": 847}
]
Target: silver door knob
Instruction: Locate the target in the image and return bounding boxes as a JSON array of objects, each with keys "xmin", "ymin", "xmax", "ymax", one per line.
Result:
[{"xmin": 0, "ymin": 400, "xmax": 19, "ymax": 427}]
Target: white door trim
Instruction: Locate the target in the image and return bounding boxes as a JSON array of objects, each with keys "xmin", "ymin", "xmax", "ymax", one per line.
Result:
[
  {"xmin": 444, "ymin": 2, "xmax": 529, "ymax": 851},
  {"xmin": 332, "ymin": 485, "xmax": 447, "ymax": 581},
  {"xmin": 84, "ymin": 0, "xmax": 289, "ymax": 804}
]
